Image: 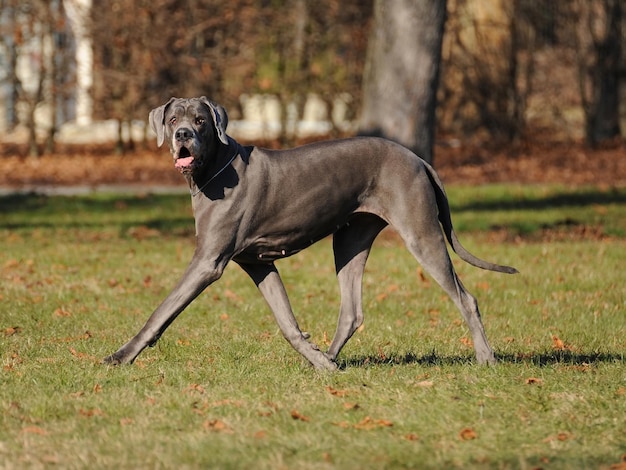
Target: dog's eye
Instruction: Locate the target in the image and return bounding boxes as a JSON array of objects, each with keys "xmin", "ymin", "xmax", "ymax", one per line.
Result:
[
  {"xmin": 195, "ymin": 117, "xmax": 205, "ymax": 126},
  {"xmin": 169, "ymin": 117, "xmax": 177, "ymax": 126}
]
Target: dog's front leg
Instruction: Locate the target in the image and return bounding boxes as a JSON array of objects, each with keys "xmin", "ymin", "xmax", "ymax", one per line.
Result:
[
  {"xmin": 237, "ymin": 261, "xmax": 338, "ymax": 371},
  {"xmin": 104, "ymin": 256, "xmax": 224, "ymax": 365}
]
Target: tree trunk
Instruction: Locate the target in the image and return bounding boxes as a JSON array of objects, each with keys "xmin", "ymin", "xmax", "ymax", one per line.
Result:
[
  {"xmin": 588, "ymin": 0, "xmax": 622, "ymax": 144},
  {"xmin": 358, "ymin": 0, "xmax": 447, "ymax": 164},
  {"xmin": 575, "ymin": 0, "xmax": 623, "ymax": 146}
]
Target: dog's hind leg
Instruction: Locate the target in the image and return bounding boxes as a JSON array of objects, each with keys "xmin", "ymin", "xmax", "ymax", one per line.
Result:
[
  {"xmin": 398, "ymin": 224, "xmax": 496, "ymax": 364},
  {"xmin": 237, "ymin": 261, "xmax": 338, "ymax": 370},
  {"xmin": 327, "ymin": 214, "xmax": 387, "ymax": 361},
  {"xmin": 384, "ymin": 178, "xmax": 496, "ymax": 364}
]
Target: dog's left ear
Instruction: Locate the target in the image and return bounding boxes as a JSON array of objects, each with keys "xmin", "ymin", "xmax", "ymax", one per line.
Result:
[
  {"xmin": 149, "ymin": 97, "xmax": 177, "ymax": 147},
  {"xmin": 199, "ymin": 97, "xmax": 229, "ymax": 145}
]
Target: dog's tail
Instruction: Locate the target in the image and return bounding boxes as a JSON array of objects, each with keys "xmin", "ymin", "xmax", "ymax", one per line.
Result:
[{"xmin": 424, "ymin": 162, "xmax": 518, "ymax": 274}]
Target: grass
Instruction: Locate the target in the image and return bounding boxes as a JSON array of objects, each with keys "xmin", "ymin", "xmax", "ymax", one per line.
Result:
[{"xmin": 1, "ymin": 184, "xmax": 625, "ymax": 469}]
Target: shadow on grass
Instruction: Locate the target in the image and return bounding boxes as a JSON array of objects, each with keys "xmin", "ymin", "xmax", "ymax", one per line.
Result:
[
  {"xmin": 0, "ymin": 192, "xmax": 193, "ymax": 235},
  {"xmin": 340, "ymin": 349, "xmax": 624, "ymax": 369},
  {"xmin": 454, "ymin": 187, "xmax": 626, "ymax": 213}
]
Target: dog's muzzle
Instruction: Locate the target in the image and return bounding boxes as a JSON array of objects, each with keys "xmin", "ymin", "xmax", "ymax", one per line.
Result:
[{"xmin": 173, "ymin": 127, "xmax": 198, "ymax": 173}]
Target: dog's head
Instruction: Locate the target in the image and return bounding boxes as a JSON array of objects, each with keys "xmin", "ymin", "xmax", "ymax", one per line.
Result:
[{"xmin": 149, "ymin": 97, "xmax": 229, "ymax": 175}]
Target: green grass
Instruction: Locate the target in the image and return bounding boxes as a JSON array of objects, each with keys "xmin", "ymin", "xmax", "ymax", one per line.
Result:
[{"xmin": 1, "ymin": 185, "xmax": 625, "ymax": 469}]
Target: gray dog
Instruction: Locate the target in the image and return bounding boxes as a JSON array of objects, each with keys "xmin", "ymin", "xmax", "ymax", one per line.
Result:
[{"xmin": 104, "ymin": 96, "xmax": 517, "ymax": 370}]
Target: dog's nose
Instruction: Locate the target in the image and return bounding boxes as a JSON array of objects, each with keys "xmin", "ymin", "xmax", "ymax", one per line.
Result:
[{"xmin": 175, "ymin": 128, "xmax": 193, "ymax": 142}]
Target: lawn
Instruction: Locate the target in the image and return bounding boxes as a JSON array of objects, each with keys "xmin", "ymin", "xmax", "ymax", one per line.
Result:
[{"xmin": 1, "ymin": 184, "xmax": 625, "ymax": 469}]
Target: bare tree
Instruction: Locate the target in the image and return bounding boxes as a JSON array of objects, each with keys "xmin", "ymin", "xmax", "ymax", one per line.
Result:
[{"xmin": 358, "ymin": 0, "xmax": 447, "ymax": 164}]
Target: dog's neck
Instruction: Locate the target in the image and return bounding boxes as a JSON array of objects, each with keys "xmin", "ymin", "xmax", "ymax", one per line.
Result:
[{"xmin": 188, "ymin": 138, "xmax": 238, "ymax": 197}]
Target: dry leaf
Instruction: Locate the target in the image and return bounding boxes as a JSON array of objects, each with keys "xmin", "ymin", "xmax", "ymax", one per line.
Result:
[
  {"xmin": 417, "ymin": 267, "xmax": 430, "ymax": 285},
  {"xmin": 4, "ymin": 326, "xmax": 21, "ymax": 336},
  {"xmin": 525, "ymin": 377, "xmax": 543, "ymax": 385},
  {"xmin": 543, "ymin": 432, "xmax": 574, "ymax": 443},
  {"xmin": 404, "ymin": 433, "xmax": 420, "ymax": 441},
  {"xmin": 459, "ymin": 427, "xmax": 477, "ymax": 441},
  {"xmin": 552, "ymin": 335, "xmax": 565, "ymax": 350},
  {"xmin": 184, "ymin": 383, "xmax": 205, "ymax": 394},
  {"xmin": 290, "ymin": 410, "xmax": 310, "ymax": 422},
  {"xmin": 343, "ymin": 402, "xmax": 360, "ymax": 410},
  {"xmin": 224, "ymin": 289, "xmax": 242, "ymax": 302},
  {"xmin": 416, "ymin": 380, "xmax": 434, "ymax": 388},
  {"xmin": 203, "ymin": 419, "xmax": 233, "ymax": 433},
  {"xmin": 54, "ymin": 307, "xmax": 71, "ymax": 318},
  {"xmin": 79, "ymin": 408, "xmax": 105, "ymax": 418},
  {"xmin": 353, "ymin": 416, "xmax": 393, "ymax": 430},
  {"xmin": 20, "ymin": 426, "xmax": 47, "ymax": 435},
  {"xmin": 326, "ymin": 386, "xmax": 351, "ymax": 397},
  {"xmin": 322, "ymin": 331, "xmax": 331, "ymax": 346}
]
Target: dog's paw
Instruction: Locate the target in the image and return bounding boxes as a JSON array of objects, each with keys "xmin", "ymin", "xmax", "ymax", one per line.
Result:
[
  {"xmin": 311, "ymin": 353, "xmax": 338, "ymax": 371},
  {"xmin": 102, "ymin": 351, "xmax": 131, "ymax": 366},
  {"xmin": 476, "ymin": 351, "xmax": 497, "ymax": 365},
  {"xmin": 102, "ymin": 354, "xmax": 121, "ymax": 365}
]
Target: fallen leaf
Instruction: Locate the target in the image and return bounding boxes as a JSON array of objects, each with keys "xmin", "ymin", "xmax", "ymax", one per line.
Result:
[
  {"xmin": 416, "ymin": 380, "xmax": 434, "ymax": 388},
  {"xmin": 326, "ymin": 386, "xmax": 351, "ymax": 397},
  {"xmin": 20, "ymin": 426, "xmax": 47, "ymax": 435},
  {"xmin": 543, "ymin": 432, "xmax": 574, "ymax": 442},
  {"xmin": 203, "ymin": 419, "xmax": 233, "ymax": 433},
  {"xmin": 332, "ymin": 421, "xmax": 350, "ymax": 428},
  {"xmin": 54, "ymin": 307, "xmax": 71, "ymax": 318},
  {"xmin": 343, "ymin": 402, "xmax": 360, "ymax": 410},
  {"xmin": 353, "ymin": 416, "xmax": 393, "ymax": 430},
  {"xmin": 404, "ymin": 433, "xmax": 420, "ymax": 441},
  {"xmin": 459, "ymin": 427, "xmax": 477, "ymax": 441},
  {"xmin": 4, "ymin": 326, "xmax": 21, "ymax": 336},
  {"xmin": 525, "ymin": 377, "xmax": 543, "ymax": 385},
  {"xmin": 552, "ymin": 335, "xmax": 566, "ymax": 350},
  {"xmin": 79, "ymin": 408, "xmax": 105, "ymax": 418},
  {"xmin": 93, "ymin": 383, "xmax": 102, "ymax": 394},
  {"xmin": 224, "ymin": 289, "xmax": 242, "ymax": 302},
  {"xmin": 417, "ymin": 267, "xmax": 430, "ymax": 285},
  {"xmin": 184, "ymin": 383, "xmax": 205, "ymax": 394},
  {"xmin": 290, "ymin": 409, "xmax": 310, "ymax": 422}
]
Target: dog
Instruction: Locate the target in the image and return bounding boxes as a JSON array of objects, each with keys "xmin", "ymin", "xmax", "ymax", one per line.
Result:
[{"xmin": 103, "ymin": 96, "xmax": 517, "ymax": 370}]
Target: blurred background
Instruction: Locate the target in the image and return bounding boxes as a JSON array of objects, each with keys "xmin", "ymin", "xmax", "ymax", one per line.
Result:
[{"xmin": 0, "ymin": 0, "xmax": 624, "ymax": 164}]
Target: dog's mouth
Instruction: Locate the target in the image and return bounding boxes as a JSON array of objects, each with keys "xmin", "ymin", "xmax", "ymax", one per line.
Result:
[{"xmin": 174, "ymin": 147, "xmax": 196, "ymax": 173}]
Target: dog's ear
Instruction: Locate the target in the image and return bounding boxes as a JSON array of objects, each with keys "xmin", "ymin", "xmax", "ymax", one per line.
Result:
[
  {"xmin": 149, "ymin": 97, "xmax": 176, "ymax": 147},
  {"xmin": 199, "ymin": 97, "xmax": 229, "ymax": 145}
]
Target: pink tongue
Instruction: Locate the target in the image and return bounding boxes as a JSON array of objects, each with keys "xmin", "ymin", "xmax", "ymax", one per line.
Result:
[{"xmin": 175, "ymin": 156, "xmax": 194, "ymax": 169}]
